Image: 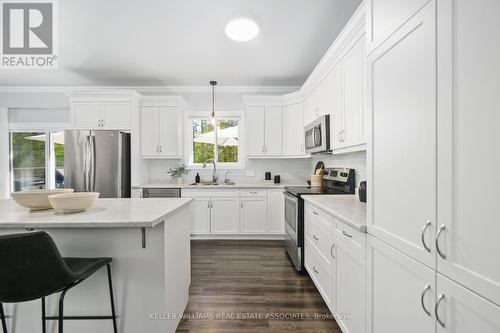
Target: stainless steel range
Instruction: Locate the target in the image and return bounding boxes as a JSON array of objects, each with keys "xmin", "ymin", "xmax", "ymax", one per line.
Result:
[{"xmin": 284, "ymin": 167, "xmax": 355, "ymax": 272}]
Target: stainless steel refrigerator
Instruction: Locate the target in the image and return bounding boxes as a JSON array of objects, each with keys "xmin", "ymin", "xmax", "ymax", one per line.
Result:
[{"xmin": 64, "ymin": 130, "xmax": 131, "ymax": 198}]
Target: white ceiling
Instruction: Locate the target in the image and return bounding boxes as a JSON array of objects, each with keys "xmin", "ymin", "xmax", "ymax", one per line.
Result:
[{"xmin": 0, "ymin": 0, "xmax": 362, "ymax": 87}]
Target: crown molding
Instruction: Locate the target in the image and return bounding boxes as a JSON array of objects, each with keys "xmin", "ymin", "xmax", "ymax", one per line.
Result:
[{"xmin": 0, "ymin": 85, "xmax": 300, "ymax": 94}]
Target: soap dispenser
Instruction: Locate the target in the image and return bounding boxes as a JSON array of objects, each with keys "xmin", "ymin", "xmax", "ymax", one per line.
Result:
[{"xmin": 195, "ymin": 173, "xmax": 200, "ymax": 183}]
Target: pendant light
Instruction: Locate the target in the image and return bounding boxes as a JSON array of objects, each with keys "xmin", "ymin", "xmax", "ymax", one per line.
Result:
[{"xmin": 210, "ymin": 81, "xmax": 217, "ymax": 125}]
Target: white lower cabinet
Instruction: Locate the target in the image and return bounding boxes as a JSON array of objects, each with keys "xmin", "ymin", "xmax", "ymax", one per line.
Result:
[
  {"xmin": 267, "ymin": 189, "xmax": 285, "ymax": 234},
  {"xmin": 436, "ymin": 274, "xmax": 500, "ymax": 333},
  {"xmin": 240, "ymin": 196, "xmax": 268, "ymax": 234},
  {"xmin": 211, "ymin": 197, "xmax": 240, "ymax": 234},
  {"xmin": 336, "ymin": 241, "xmax": 365, "ymax": 333},
  {"xmin": 304, "ymin": 201, "xmax": 365, "ymax": 333},
  {"xmin": 190, "ymin": 198, "xmax": 211, "ymax": 234},
  {"xmin": 182, "ymin": 188, "xmax": 283, "ymax": 237},
  {"xmin": 366, "ymin": 235, "xmax": 435, "ymax": 333}
]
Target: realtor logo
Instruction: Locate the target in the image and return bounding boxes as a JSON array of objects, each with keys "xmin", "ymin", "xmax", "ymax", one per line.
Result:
[{"xmin": 1, "ymin": 0, "xmax": 57, "ymax": 68}]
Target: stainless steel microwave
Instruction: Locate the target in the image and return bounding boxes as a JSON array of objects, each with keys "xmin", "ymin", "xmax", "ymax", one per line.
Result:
[{"xmin": 304, "ymin": 115, "xmax": 330, "ymax": 154}]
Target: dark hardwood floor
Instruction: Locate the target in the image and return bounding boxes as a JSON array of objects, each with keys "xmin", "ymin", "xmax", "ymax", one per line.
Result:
[{"xmin": 176, "ymin": 240, "xmax": 341, "ymax": 333}]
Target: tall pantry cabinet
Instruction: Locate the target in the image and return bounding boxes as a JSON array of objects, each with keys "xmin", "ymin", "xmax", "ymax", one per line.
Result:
[{"xmin": 367, "ymin": 0, "xmax": 500, "ymax": 332}]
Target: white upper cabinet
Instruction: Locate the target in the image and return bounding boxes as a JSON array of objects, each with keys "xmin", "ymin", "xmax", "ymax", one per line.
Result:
[
  {"xmin": 366, "ymin": 236, "xmax": 436, "ymax": 333},
  {"xmin": 264, "ymin": 106, "xmax": 283, "ymax": 156},
  {"xmin": 72, "ymin": 102, "xmax": 103, "ymax": 129},
  {"xmin": 302, "ymin": 3, "xmax": 367, "ymax": 154},
  {"xmin": 341, "ymin": 37, "xmax": 365, "ymax": 148},
  {"xmin": 140, "ymin": 96, "xmax": 185, "ymax": 159},
  {"xmin": 140, "ymin": 106, "xmax": 159, "ymax": 156},
  {"xmin": 102, "ymin": 102, "xmax": 132, "ymax": 130},
  {"xmin": 244, "ymin": 96, "xmax": 306, "ymax": 158},
  {"xmin": 368, "ymin": 1, "xmax": 436, "ymax": 269},
  {"xmin": 327, "ymin": 65, "xmax": 344, "ymax": 149},
  {"xmin": 282, "ymin": 103, "xmax": 304, "ymax": 156},
  {"xmin": 366, "ymin": 0, "xmax": 431, "ymax": 54},
  {"xmin": 436, "ymin": 0, "xmax": 500, "ymax": 305},
  {"xmin": 245, "ymin": 106, "xmax": 266, "ymax": 156},
  {"xmin": 70, "ymin": 91, "xmax": 141, "ymax": 130}
]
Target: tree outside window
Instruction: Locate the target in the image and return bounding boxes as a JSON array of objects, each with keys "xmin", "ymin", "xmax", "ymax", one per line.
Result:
[{"xmin": 191, "ymin": 118, "xmax": 239, "ymax": 166}]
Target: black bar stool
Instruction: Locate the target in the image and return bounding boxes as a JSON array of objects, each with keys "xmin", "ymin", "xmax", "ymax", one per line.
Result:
[{"xmin": 0, "ymin": 231, "xmax": 117, "ymax": 333}]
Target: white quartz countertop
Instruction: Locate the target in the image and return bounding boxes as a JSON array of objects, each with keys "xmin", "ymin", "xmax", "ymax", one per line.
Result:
[
  {"xmin": 134, "ymin": 181, "xmax": 307, "ymax": 189},
  {"xmin": 302, "ymin": 195, "xmax": 367, "ymax": 232},
  {"xmin": 0, "ymin": 198, "xmax": 193, "ymax": 229}
]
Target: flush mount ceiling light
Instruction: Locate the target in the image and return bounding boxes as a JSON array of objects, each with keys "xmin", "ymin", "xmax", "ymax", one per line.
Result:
[{"xmin": 225, "ymin": 18, "xmax": 259, "ymax": 42}]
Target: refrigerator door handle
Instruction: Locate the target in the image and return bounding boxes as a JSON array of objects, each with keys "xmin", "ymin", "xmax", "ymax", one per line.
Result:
[
  {"xmin": 90, "ymin": 135, "xmax": 97, "ymax": 192},
  {"xmin": 83, "ymin": 135, "xmax": 90, "ymax": 192}
]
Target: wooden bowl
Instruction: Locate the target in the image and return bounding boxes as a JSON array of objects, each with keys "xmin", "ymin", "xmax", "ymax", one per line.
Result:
[
  {"xmin": 48, "ymin": 192, "xmax": 100, "ymax": 213},
  {"xmin": 11, "ymin": 189, "xmax": 74, "ymax": 211}
]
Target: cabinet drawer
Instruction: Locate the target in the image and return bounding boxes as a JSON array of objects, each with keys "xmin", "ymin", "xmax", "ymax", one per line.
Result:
[
  {"xmin": 335, "ymin": 218, "xmax": 366, "ymax": 257},
  {"xmin": 240, "ymin": 189, "xmax": 267, "ymax": 197},
  {"xmin": 182, "ymin": 189, "xmax": 240, "ymax": 198},
  {"xmin": 305, "ymin": 214, "xmax": 335, "ymax": 265},
  {"xmin": 305, "ymin": 203, "xmax": 333, "ymax": 233},
  {"xmin": 305, "ymin": 238, "xmax": 333, "ymax": 305}
]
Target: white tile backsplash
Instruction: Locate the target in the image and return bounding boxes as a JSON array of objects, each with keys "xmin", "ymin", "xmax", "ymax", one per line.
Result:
[
  {"xmin": 147, "ymin": 151, "xmax": 366, "ymax": 187},
  {"xmin": 311, "ymin": 151, "xmax": 367, "ymax": 188}
]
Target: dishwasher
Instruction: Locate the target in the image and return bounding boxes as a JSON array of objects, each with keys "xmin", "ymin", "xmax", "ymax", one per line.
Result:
[{"xmin": 142, "ymin": 188, "xmax": 181, "ymax": 198}]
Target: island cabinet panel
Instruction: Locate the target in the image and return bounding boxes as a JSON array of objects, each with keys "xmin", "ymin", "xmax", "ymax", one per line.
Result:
[
  {"xmin": 366, "ymin": 236, "xmax": 435, "ymax": 333},
  {"xmin": 0, "ymin": 198, "xmax": 192, "ymax": 333},
  {"xmin": 368, "ymin": 1, "xmax": 437, "ymax": 269}
]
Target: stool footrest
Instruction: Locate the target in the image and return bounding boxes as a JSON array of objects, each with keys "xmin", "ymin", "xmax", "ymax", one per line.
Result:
[{"xmin": 44, "ymin": 315, "xmax": 116, "ymax": 320}]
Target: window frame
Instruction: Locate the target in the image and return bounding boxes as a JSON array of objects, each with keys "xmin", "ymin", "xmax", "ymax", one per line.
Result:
[
  {"xmin": 8, "ymin": 123, "xmax": 67, "ymax": 191},
  {"xmin": 184, "ymin": 111, "xmax": 245, "ymax": 169}
]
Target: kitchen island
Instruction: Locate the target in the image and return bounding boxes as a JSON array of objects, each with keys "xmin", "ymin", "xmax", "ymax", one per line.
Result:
[{"xmin": 0, "ymin": 198, "xmax": 193, "ymax": 333}]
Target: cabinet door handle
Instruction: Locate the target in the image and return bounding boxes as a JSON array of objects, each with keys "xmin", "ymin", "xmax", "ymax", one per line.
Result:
[
  {"xmin": 159, "ymin": 145, "xmax": 162, "ymax": 153},
  {"xmin": 421, "ymin": 220, "xmax": 432, "ymax": 253},
  {"xmin": 312, "ymin": 266, "xmax": 319, "ymax": 274},
  {"xmin": 436, "ymin": 225, "xmax": 446, "ymax": 260},
  {"xmin": 342, "ymin": 230, "xmax": 352, "ymax": 238},
  {"xmin": 420, "ymin": 284, "xmax": 431, "ymax": 316},
  {"xmin": 330, "ymin": 244, "xmax": 336, "ymax": 259},
  {"xmin": 313, "ymin": 211, "xmax": 319, "ymax": 215},
  {"xmin": 249, "ymin": 191, "xmax": 258, "ymax": 194},
  {"xmin": 313, "ymin": 235, "xmax": 319, "ymax": 241},
  {"xmin": 341, "ymin": 130, "xmax": 345, "ymax": 142},
  {"xmin": 338, "ymin": 131, "xmax": 342, "ymax": 143},
  {"xmin": 435, "ymin": 294, "xmax": 446, "ymax": 328}
]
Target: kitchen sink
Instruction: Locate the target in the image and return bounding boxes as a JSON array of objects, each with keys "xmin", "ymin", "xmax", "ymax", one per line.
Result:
[{"xmin": 189, "ymin": 182, "xmax": 235, "ymax": 186}]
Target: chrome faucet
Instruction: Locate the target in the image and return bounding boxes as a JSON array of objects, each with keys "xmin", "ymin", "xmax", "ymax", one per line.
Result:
[
  {"xmin": 202, "ymin": 159, "xmax": 218, "ymax": 183},
  {"xmin": 224, "ymin": 170, "xmax": 231, "ymax": 184}
]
